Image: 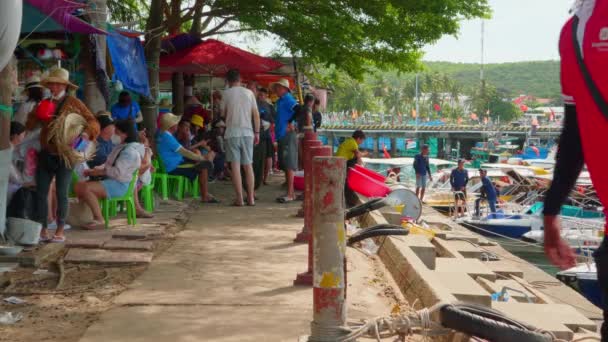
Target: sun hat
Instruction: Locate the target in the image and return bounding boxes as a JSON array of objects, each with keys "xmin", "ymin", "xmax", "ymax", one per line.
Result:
[
  {"xmin": 97, "ymin": 115, "xmax": 114, "ymax": 130},
  {"xmin": 159, "ymin": 113, "xmax": 182, "ymax": 131},
  {"xmin": 270, "ymin": 78, "xmax": 291, "ymax": 92},
  {"xmin": 191, "ymin": 115, "xmax": 204, "ymax": 128},
  {"xmin": 40, "ymin": 67, "xmax": 78, "ymax": 90},
  {"xmin": 24, "ymin": 75, "xmax": 42, "ymax": 90},
  {"xmin": 159, "ymin": 98, "xmax": 172, "ymax": 109},
  {"xmin": 47, "ymin": 113, "xmax": 96, "ymax": 168}
]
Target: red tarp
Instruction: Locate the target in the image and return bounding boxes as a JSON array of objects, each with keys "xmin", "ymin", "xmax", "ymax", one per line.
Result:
[{"xmin": 160, "ymin": 39, "xmax": 283, "ymax": 76}]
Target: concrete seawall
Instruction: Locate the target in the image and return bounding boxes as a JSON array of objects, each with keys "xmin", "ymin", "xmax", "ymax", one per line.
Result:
[{"xmin": 356, "ymin": 203, "xmax": 602, "ymax": 341}]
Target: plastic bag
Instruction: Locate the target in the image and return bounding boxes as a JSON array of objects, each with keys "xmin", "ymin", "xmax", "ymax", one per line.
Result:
[{"xmin": 6, "ymin": 187, "xmax": 37, "ymax": 220}]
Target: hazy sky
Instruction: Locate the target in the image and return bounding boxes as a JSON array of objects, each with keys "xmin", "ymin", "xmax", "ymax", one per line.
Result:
[{"xmin": 223, "ymin": 0, "xmax": 576, "ymax": 63}]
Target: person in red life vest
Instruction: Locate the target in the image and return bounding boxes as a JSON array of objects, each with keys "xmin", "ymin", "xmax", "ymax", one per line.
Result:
[{"xmin": 543, "ymin": 1, "xmax": 608, "ymax": 339}]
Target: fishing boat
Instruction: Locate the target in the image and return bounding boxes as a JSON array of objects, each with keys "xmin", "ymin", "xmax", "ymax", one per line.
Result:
[
  {"xmin": 457, "ymin": 212, "xmax": 543, "ymax": 239},
  {"xmin": 556, "ymin": 263, "xmax": 600, "ymax": 307}
]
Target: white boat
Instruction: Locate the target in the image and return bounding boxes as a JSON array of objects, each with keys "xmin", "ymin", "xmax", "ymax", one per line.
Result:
[
  {"xmin": 556, "ymin": 263, "xmax": 600, "ymax": 306},
  {"xmin": 457, "ymin": 212, "xmax": 543, "ymax": 239},
  {"xmin": 522, "ymin": 229, "xmax": 602, "ymax": 256}
]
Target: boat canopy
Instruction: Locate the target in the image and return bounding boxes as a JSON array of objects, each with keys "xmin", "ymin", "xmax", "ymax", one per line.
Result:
[{"xmin": 362, "ymin": 157, "xmax": 456, "ymax": 167}]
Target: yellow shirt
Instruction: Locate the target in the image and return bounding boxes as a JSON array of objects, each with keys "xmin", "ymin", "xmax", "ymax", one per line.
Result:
[{"xmin": 336, "ymin": 137, "xmax": 358, "ymax": 160}]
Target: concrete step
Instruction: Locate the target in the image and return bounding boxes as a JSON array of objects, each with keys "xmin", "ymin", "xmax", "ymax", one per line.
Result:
[{"xmin": 103, "ymin": 240, "xmax": 154, "ymax": 251}]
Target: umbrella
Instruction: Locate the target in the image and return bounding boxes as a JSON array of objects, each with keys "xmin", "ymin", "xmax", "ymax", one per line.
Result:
[
  {"xmin": 21, "ymin": 0, "xmax": 105, "ymax": 34},
  {"xmin": 160, "ymin": 39, "xmax": 283, "ymax": 75}
]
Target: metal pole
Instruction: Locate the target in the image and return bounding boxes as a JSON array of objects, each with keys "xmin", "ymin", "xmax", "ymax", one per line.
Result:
[
  {"xmin": 309, "ymin": 156, "xmax": 347, "ymax": 341},
  {"xmin": 294, "ymin": 134, "xmax": 321, "ymax": 243},
  {"xmin": 415, "ymin": 73, "xmax": 419, "ymax": 133},
  {"xmin": 295, "ymin": 145, "xmax": 332, "ymax": 286}
]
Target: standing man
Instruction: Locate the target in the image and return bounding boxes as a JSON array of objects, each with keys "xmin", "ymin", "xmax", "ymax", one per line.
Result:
[
  {"xmin": 111, "ymin": 91, "xmax": 143, "ymax": 128},
  {"xmin": 222, "ymin": 69, "xmax": 260, "ymax": 206},
  {"xmin": 450, "ymin": 159, "xmax": 469, "ymax": 218},
  {"xmin": 244, "ymin": 82, "xmax": 267, "ymax": 192},
  {"xmin": 413, "ymin": 144, "xmax": 433, "ymax": 201},
  {"xmin": 312, "ymin": 98, "xmax": 323, "ymax": 132},
  {"xmin": 544, "ymin": 2, "xmax": 608, "ymax": 339},
  {"xmin": 272, "ymin": 79, "xmax": 298, "ymax": 203},
  {"xmin": 257, "ymin": 87, "xmax": 276, "ymax": 185},
  {"xmin": 336, "ymin": 130, "xmax": 368, "ymax": 207},
  {"xmin": 474, "ymin": 169, "xmax": 497, "ymax": 217}
]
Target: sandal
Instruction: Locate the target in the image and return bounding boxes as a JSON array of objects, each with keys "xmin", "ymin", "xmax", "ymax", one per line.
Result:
[
  {"xmin": 83, "ymin": 220, "xmax": 105, "ymax": 230},
  {"xmin": 202, "ymin": 197, "xmax": 220, "ymax": 204},
  {"xmin": 231, "ymin": 200, "xmax": 244, "ymax": 207},
  {"xmin": 276, "ymin": 196, "xmax": 295, "ymax": 204},
  {"xmin": 50, "ymin": 235, "xmax": 66, "ymax": 243},
  {"xmin": 136, "ymin": 211, "xmax": 154, "ymax": 219},
  {"xmin": 39, "ymin": 235, "xmax": 52, "ymax": 243}
]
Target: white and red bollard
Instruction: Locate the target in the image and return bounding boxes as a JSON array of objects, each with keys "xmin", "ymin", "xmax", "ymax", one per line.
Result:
[
  {"xmin": 307, "ymin": 156, "xmax": 348, "ymax": 341},
  {"xmin": 294, "ymin": 137, "xmax": 322, "ymax": 242},
  {"xmin": 294, "ymin": 145, "xmax": 332, "ymax": 286}
]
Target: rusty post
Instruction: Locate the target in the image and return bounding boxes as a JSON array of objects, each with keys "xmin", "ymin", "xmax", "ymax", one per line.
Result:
[
  {"xmin": 309, "ymin": 156, "xmax": 347, "ymax": 341},
  {"xmin": 294, "ymin": 139, "xmax": 322, "ymax": 242},
  {"xmin": 294, "ymin": 146, "xmax": 332, "ymax": 286}
]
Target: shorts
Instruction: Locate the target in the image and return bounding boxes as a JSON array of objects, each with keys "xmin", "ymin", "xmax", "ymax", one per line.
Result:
[
  {"xmin": 170, "ymin": 160, "xmax": 213, "ymax": 181},
  {"xmin": 416, "ymin": 174, "xmax": 427, "ymax": 188},
  {"xmin": 454, "ymin": 191, "xmax": 467, "ymax": 201},
  {"xmin": 263, "ymin": 130, "xmax": 274, "ymax": 157},
  {"xmin": 278, "ymin": 131, "xmax": 298, "ymax": 171},
  {"xmin": 102, "ymin": 179, "xmax": 130, "ymax": 199},
  {"xmin": 226, "ymin": 136, "xmax": 254, "ymax": 165}
]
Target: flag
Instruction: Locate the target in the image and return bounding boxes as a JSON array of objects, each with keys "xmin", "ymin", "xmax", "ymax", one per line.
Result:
[
  {"xmin": 549, "ymin": 108, "xmax": 555, "ymax": 121},
  {"xmin": 383, "ymin": 144, "xmax": 391, "ymax": 159}
]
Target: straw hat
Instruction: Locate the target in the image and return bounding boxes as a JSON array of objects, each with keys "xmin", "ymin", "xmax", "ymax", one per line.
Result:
[
  {"xmin": 47, "ymin": 113, "xmax": 96, "ymax": 168},
  {"xmin": 160, "ymin": 113, "xmax": 181, "ymax": 131},
  {"xmin": 191, "ymin": 115, "xmax": 204, "ymax": 128},
  {"xmin": 24, "ymin": 75, "xmax": 42, "ymax": 89},
  {"xmin": 270, "ymin": 78, "xmax": 291, "ymax": 92},
  {"xmin": 41, "ymin": 67, "xmax": 78, "ymax": 90},
  {"xmin": 159, "ymin": 98, "xmax": 173, "ymax": 110}
]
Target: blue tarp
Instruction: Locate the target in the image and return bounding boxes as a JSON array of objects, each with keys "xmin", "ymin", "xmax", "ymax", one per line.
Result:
[{"xmin": 107, "ymin": 30, "xmax": 151, "ymax": 98}]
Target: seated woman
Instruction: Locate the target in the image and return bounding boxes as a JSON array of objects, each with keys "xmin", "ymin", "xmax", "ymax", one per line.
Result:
[
  {"xmin": 156, "ymin": 113, "xmax": 218, "ymax": 203},
  {"xmin": 74, "ymin": 120, "xmax": 142, "ymax": 230},
  {"xmin": 133, "ymin": 130, "xmax": 154, "ymax": 218}
]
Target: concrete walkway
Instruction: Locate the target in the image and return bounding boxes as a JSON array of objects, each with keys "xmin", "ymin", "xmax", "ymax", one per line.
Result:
[{"xmin": 79, "ymin": 177, "xmax": 399, "ymax": 342}]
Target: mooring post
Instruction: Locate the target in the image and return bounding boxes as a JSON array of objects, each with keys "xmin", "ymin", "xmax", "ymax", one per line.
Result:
[
  {"xmin": 294, "ymin": 146, "xmax": 332, "ymax": 286},
  {"xmin": 308, "ymin": 156, "xmax": 347, "ymax": 341},
  {"xmin": 294, "ymin": 138, "xmax": 322, "ymax": 241}
]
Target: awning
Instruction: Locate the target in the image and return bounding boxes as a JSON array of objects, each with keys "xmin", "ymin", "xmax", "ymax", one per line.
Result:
[
  {"xmin": 22, "ymin": 0, "xmax": 105, "ymax": 34},
  {"xmin": 107, "ymin": 28, "xmax": 151, "ymax": 98}
]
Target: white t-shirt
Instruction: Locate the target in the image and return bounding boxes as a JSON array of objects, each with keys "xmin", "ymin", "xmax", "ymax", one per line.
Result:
[{"xmin": 221, "ymin": 86, "xmax": 258, "ymax": 138}]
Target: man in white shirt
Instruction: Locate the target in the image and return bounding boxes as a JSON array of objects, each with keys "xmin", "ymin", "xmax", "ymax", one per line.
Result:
[{"xmin": 222, "ymin": 69, "xmax": 260, "ymax": 206}]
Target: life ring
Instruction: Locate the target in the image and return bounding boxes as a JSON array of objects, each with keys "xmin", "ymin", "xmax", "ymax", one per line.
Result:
[
  {"xmin": 439, "ymin": 303, "xmax": 552, "ymax": 342},
  {"xmin": 0, "ymin": 0, "xmax": 22, "ymax": 70}
]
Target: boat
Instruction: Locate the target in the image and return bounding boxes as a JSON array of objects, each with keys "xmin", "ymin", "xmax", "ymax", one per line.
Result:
[
  {"xmin": 556, "ymin": 263, "xmax": 600, "ymax": 307},
  {"xmin": 457, "ymin": 212, "xmax": 543, "ymax": 239},
  {"xmin": 522, "ymin": 229, "xmax": 602, "ymax": 256}
]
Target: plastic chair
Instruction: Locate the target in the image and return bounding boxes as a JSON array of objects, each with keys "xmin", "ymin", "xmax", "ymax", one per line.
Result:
[
  {"xmin": 139, "ymin": 174, "xmax": 155, "ymax": 212},
  {"xmin": 152, "ymin": 158, "xmax": 169, "ymax": 200},
  {"xmin": 155, "ymin": 157, "xmax": 187, "ymax": 200},
  {"xmin": 100, "ymin": 171, "xmax": 138, "ymax": 229}
]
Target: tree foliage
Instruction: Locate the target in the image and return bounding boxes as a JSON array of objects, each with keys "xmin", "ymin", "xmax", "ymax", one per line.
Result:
[{"xmin": 107, "ymin": 0, "xmax": 490, "ymax": 77}]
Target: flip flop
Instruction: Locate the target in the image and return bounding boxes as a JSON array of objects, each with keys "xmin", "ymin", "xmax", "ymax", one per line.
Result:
[
  {"xmin": 246, "ymin": 202, "xmax": 256, "ymax": 207},
  {"xmin": 50, "ymin": 235, "xmax": 66, "ymax": 243},
  {"xmin": 83, "ymin": 220, "xmax": 105, "ymax": 230},
  {"xmin": 39, "ymin": 236, "xmax": 52, "ymax": 243},
  {"xmin": 276, "ymin": 196, "xmax": 294, "ymax": 204},
  {"xmin": 203, "ymin": 197, "xmax": 220, "ymax": 204},
  {"xmin": 136, "ymin": 211, "xmax": 154, "ymax": 219},
  {"xmin": 231, "ymin": 200, "xmax": 244, "ymax": 207}
]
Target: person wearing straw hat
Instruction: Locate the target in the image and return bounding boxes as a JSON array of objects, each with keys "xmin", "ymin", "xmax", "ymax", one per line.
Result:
[
  {"xmin": 15, "ymin": 75, "xmax": 45, "ymax": 125},
  {"xmin": 25, "ymin": 67, "xmax": 99, "ymax": 243},
  {"xmin": 156, "ymin": 113, "xmax": 219, "ymax": 203},
  {"xmin": 272, "ymin": 78, "xmax": 298, "ymax": 203}
]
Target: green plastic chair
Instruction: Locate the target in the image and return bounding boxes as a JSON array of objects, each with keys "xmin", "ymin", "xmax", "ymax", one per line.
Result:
[
  {"xmin": 100, "ymin": 171, "xmax": 138, "ymax": 229},
  {"xmin": 155, "ymin": 157, "xmax": 187, "ymax": 200},
  {"xmin": 152, "ymin": 158, "xmax": 169, "ymax": 200},
  {"xmin": 139, "ymin": 171, "xmax": 155, "ymax": 212},
  {"xmin": 68, "ymin": 171, "xmax": 79, "ymax": 198}
]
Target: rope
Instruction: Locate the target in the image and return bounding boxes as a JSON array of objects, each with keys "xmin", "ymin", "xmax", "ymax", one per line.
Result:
[{"xmin": 0, "ymin": 104, "xmax": 13, "ymax": 119}]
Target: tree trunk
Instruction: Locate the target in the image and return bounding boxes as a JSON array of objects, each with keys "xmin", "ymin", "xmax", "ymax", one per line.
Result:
[
  {"xmin": 82, "ymin": 0, "xmax": 107, "ymax": 113},
  {"xmin": 172, "ymin": 72, "xmax": 184, "ymax": 115},
  {"xmin": 142, "ymin": 0, "xmax": 164, "ymax": 133}
]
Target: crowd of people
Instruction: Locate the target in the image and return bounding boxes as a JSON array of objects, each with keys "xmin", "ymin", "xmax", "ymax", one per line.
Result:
[{"xmin": 7, "ymin": 67, "xmax": 325, "ymax": 242}]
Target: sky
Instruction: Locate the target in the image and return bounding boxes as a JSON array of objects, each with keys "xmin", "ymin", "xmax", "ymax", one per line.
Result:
[{"xmin": 224, "ymin": 0, "xmax": 576, "ymax": 64}]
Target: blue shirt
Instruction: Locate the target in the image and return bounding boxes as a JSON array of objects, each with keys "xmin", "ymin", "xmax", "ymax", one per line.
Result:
[
  {"xmin": 450, "ymin": 168, "xmax": 469, "ymax": 190},
  {"xmin": 481, "ymin": 176, "xmax": 497, "ymax": 200},
  {"xmin": 88, "ymin": 137, "xmax": 115, "ymax": 168},
  {"xmin": 413, "ymin": 154, "xmax": 430, "ymax": 176},
  {"xmin": 156, "ymin": 131, "xmax": 184, "ymax": 172},
  {"xmin": 111, "ymin": 102, "xmax": 141, "ymax": 121},
  {"xmin": 275, "ymin": 92, "xmax": 297, "ymax": 140}
]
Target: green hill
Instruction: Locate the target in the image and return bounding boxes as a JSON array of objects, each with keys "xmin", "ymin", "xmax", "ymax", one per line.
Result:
[{"xmin": 423, "ymin": 60, "xmax": 560, "ymax": 99}]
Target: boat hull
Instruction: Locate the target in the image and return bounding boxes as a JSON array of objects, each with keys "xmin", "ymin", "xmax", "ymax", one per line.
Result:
[{"xmin": 461, "ymin": 221, "xmax": 532, "ymax": 239}]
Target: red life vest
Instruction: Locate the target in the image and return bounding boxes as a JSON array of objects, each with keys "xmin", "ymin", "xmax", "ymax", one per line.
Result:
[{"xmin": 560, "ymin": 0, "xmax": 608, "ymax": 232}]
